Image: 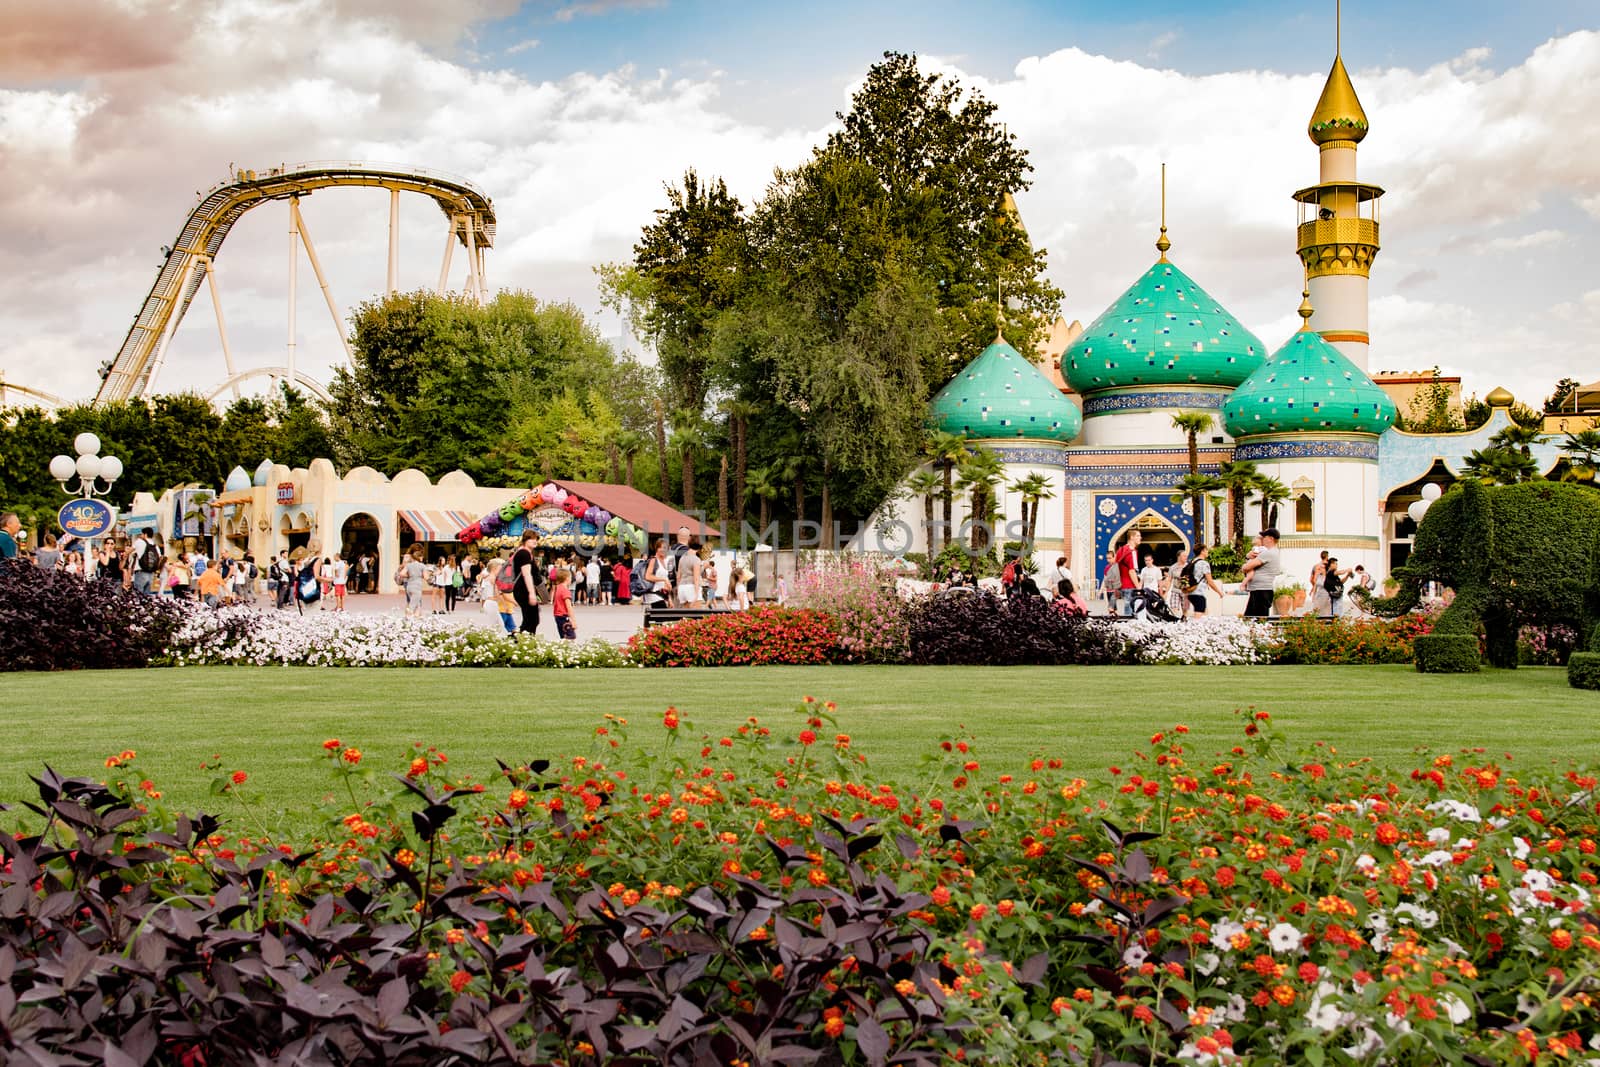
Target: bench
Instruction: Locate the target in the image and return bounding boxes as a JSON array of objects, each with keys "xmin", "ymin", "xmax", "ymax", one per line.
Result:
[{"xmin": 642, "ymin": 606, "xmax": 723, "ymax": 629}]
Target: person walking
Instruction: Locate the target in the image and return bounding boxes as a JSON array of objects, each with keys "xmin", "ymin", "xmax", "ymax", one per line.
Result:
[
  {"xmin": 1099, "ymin": 550, "xmax": 1118, "ymax": 613},
  {"xmin": 552, "ymin": 567, "xmax": 577, "ymax": 640},
  {"xmin": 512, "ymin": 530, "xmax": 542, "ymax": 636},
  {"xmin": 585, "ymin": 554, "xmax": 602, "ymax": 606},
  {"xmin": 445, "ymin": 555, "xmax": 463, "ymax": 613},
  {"xmin": 401, "ymin": 546, "xmax": 427, "ymax": 618},
  {"xmin": 489, "ymin": 559, "xmax": 517, "ymax": 634},
  {"xmin": 677, "ymin": 544, "xmax": 704, "ymax": 608},
  {"xmin": 1239, "ymin": 528, "xmax": 1281, "ymax": 618},
  {"xmin": 1163, "ymin": 546, "xmax": 1192, "ymax": 621},
  {"xmin": 169, "ymin": 552, "xmax": 193, "ymax": 600},
  {"xmin": 612, "ymin": 555, "xmax": 633, "ymax": 606},
  {"xmin": 643, "ymin": 540, "xmax": 672, "ymax": 609},
  {"xmin": 1115, "ymin": 531, "xmax": 1142, "ymax": 616},
  {"xmin": 1187, "ymin": 544, "xmax": 1226, "ymax": 616},
  {"xmin": 130, "ymin": 527, "xmax": 158, "ymax": 594},
  {"xmin": 1321, "ymin": 556, "xmax": 1350, "ymax": 618},
  {"xmin": 329, "ymin": 552, "xmax": 349, "ymax": 612},
  {"xmin": 1307, "ymin": 550, "xmax": 1331, "ymax": 618},
  {"xmin": 355, "ymin": 551, "xmax": 372, "ymax": 594},
  {"xmin": 34, "ymin": 531, "xmax": 62, "ymax": 572},
  {"xmin": 0, "ymin": 512, "xmax": 20, "ymax": 564}
]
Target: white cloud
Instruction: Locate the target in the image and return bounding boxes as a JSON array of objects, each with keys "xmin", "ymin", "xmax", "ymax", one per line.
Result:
[
  {"xmin": 0, "ymin": 5, "xmax": 1594, "ymax": 419},
  {"xmin": 505, "ymin": 38, "xmax": 541, "ymax": 54},
  {"xmin": 1146, "ymin": 31, "xmax": 1178, "ymax": 60}
]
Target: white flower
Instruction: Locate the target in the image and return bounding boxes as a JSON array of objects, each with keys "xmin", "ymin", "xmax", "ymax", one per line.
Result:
[
  {"xmin": 1121, "ymin": 943, "xmax": 1149, "ymax": 969},
  {"xmin": 1305, "ymin": 982, "xmax": 1353, "ymax": 1033},
  {"xmin": 1210, "ymin": 920, "xmax": 1246, "ymax": 952},
  {"xmin": 1393, "ymin": 902, "xmax": 1439, "ymax": 929},
  {"xmin": 1418, "ymin": 850, "xmax": 1455, "ymax": 867},
  {"xmin": 1425, "ymin": 798, "xmax": 1483, "ymax": 824},
  {"xmin": 1513, "ymin": 836, "xmax": 1532, "ymax": 860},
  {"xmin": 1426, "ymin": 827, "xmax": 1451, "ymax": 844},
  {"xmin": 1267, "ymin": 922, "xmax": 1304, "ymax": 953},
  {"xmin": 1439, "ymin": 993, "xmax": 1471, "ymax": 1025},
  {"xmin": 1194, "ymin": 952, "xmax": 1221, "ymax": 976}
]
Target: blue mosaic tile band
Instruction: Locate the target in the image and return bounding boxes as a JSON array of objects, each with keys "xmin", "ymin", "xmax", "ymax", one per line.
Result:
[
  {"xmin": 1233, "ymin": 439, "xmax": 1379, "ymax": 462},
  {"xmin": 1064, "ymin": 468, "xmax": 1220, "ymax": 490},
  {"xmin": 987, "ymin": 446, "xmax": 1074, "ymax": 466},
  {"xmin": 1082, "ymin": 390, "xmax": 1227, "ymax": 416}
]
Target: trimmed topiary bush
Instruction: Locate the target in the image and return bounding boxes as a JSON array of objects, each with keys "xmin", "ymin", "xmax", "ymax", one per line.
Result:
[
  {"xmin": 1569, "ymin": 653, "xmax": 1600, "ymax": 689},
  {"xmin": 1413, "ymin": 633, "xmax": 1481, "ymax": 673}
]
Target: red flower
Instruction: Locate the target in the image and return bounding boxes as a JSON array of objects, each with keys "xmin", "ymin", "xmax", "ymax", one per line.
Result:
[
  {"xmin": 449, "ymin": 970, "xmax": 471, "ymax": 993},
  {"xmin": 230, "ymin": 771, "xmax": 248, "ymax": 785},
  {"xmin": 798, "ymin": 730, "xmax": 816, "ymax": 746}
]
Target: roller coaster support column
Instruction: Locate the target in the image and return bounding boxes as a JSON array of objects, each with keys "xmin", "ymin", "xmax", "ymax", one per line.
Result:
[
  {"xmin": 437, "ymin": 216, "xmax": 459, "ymax": 295},
  {"xmin": 288, "ymin": 197, "xmax": 299, "ymax": 394},
  {"xmin": 465, "ymin": 215, "xmax": 482, "ymax": 305},
  {"xmin": 200, "ymin": 257, "xmax": 241, "ymax": 400},
  {"xmin": 290, "ymin": 198, "xmax": 354, "ymax": 363},
  {"xmin": 387, "ymin": 188, "xmax": 400, "ymax": 294},
  {"xmin": 144, "ymin": 252, "xmax": 197, "ymax": 398}
]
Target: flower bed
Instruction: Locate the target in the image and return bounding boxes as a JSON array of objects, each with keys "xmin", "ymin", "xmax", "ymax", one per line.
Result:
[
  {"xmin": 6, "ymin": 703, "xmax": 1599, "ymax": 1063},
  {"xmin": 625, "ymin": 606, "xmax": 844, "ymax": 667},
  {"xmin": 790, "ymin": 557, "xmax": 910, "ymax": 663},
  {"xmin": 1272, "ymin": 613, "xmax": 1434, "ymax": 665},
  {"xmin": 166, "ymin": 605, "xmax": 627, "ymax": 668}
]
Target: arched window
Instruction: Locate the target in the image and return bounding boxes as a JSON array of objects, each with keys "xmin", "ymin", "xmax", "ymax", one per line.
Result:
[{"xmin": 1295, "ymin": 494, "xmax": 1313, "ymax": 533}]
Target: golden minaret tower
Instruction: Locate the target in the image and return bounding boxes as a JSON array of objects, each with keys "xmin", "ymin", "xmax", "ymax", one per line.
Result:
[{"xmin": 1292, "ymin": 2, "xmax": 1382, "ymax": 371}]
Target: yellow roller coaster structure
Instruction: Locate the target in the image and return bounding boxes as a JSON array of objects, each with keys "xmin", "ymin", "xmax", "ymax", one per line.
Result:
[{"xmin": 96, "ymin": 162, "xmax": 496, "ymax": 406}]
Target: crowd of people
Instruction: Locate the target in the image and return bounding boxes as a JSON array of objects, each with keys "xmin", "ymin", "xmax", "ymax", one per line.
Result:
[{"xmin": 1097, "ymin": 527, "xmax": 1378, "ymax": 620}]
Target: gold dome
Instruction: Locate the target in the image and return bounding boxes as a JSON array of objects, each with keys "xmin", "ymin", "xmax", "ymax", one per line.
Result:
[
  {"xmin": 1308, "ymin": 54, "xmax": 1369, "ymax": 145},
  {"xmin": 1485, "ymin": 386, "xmax": 1514, "ymax": 407}
]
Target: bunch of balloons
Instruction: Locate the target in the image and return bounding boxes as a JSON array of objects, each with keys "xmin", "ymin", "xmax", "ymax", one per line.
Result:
[
  {"xmin": 1406, "ymin": 481, "xmax": 1443, "ymax": 524},
  {"xmin": 457, "ymin": 482, "xmax": 644, "ymax": 550}
]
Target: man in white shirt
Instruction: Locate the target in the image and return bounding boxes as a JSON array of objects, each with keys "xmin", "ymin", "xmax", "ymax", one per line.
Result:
[
  {"xmin": 1138, "ymin": 554, "xmax": 1163, "ymax": 592},
  {"xmin": 585, "ymin": 557, "xmax": 601, "ymax": 605}
]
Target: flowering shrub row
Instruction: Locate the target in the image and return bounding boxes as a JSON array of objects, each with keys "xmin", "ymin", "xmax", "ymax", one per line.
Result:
[
  {"xmin": 624, "ymin": 606, "xmax": 842, "ymax": 667},
  {"xmin": 166, "ymin": 606, "xmax": 627, "ymax": 668},
  {"xmin": 789, "ymin": 557, "xmax": 911, "ymax": 663},
  {"xmin": 1272, "ymin": 613, "xmax": 1435, "ymax": 665},
  {"xmin": 8, "ymin": 702, "xmax": 1600, "ymax": 1063}
]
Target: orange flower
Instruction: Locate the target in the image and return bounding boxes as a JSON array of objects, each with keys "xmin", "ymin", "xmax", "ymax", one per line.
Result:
[
  {"xmin": 230, "ymin": 771, "xmax": 248, "ymax": 785},
  {"xmin": 448, "ymin": 970, "xmax": 471, "ymax": 993},
  {"xmin": 342, "ymin": 747, "xmax": 362, "ymax": 765},
  {"xmin": 823, "ymin": 1015, "xmax": 845, "ymax": 1038},
  {"xmin": 322, "ymin": 739, "xmax": 341, "ymax": 750},
  {"xmin": 508, "ymin": 789, "xmax": 528, "ymax": 810}
]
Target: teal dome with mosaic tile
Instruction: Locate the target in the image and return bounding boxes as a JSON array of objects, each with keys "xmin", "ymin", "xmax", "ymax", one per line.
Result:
[
  {"xmin": 929, "ymin": 338, "xmax": 1082, "ymax": 442},
  {"xmin": 1063, "ymin": 259, "xmax": 1266, "ymax": 393},
  {"xmin": 1222, "ymin": 328, "xmax": 1397, "ymax": 436}
]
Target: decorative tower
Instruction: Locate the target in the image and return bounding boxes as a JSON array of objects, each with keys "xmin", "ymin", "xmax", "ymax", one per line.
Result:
[
  {"xmin": 1063, "ymin": 167, "xmax": 1265, "ymax": 448},
  {"xmin": 1293, "ymin": 7, "xmax": 1383, "ymax": 371}
]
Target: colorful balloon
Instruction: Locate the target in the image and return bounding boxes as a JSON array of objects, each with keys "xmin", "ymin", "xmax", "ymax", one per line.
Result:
[
  {"xmin": 553, "ymin": 488, "xmax": 569, "ymax": 506},
  {"xmin": 540, "ymin": 484, "xmax": 557, "ymax": 503},
  {"xmin": 520, "ymin": 490, "xmax": 541, "ymax": 511},
  {"xmin": 604, "ymin": 516, "xmax": 621, "ymax": 536},
  {"xmin": 594, "ymin": 509, "xmax": 612, "ymax": 527}
]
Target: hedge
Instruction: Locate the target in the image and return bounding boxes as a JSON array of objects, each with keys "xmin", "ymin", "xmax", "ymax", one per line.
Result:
[
  {"xmin": 1413, "ymin": 633, "xmax": 1481, "ymax": 673},
  {"xmin": 1568, "ymin": 651, "xmax": 1600, "ymax": 690}
]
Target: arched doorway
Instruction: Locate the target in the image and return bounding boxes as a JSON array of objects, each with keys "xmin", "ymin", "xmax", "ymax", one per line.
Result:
[
  {"xmin": 1111, "ymin": 510, "xmax": 1190, "ymax": 569},
  {"xmin": 1383, "ymin": 460, "xmax": 1455, "ymax": 572},
  {"xmin": 341, "ymin": 513, "xmax": 380, "ymax": 593}
]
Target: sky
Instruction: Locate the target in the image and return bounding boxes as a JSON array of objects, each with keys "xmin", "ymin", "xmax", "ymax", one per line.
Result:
[{"xmin": 1, "ymin": 0, "xmax": 1597, "ymax": 413}]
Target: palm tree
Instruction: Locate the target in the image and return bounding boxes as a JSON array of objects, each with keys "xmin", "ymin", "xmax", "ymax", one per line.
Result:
[
  {"xmin": 1206, "ymin": 492, "xmax": 1227, "ymax": 547},
  {"xmin": 1010, "ymin": 472, "xmax": 1055, "ymax": 550},
  {"xmin": 1254, "ymin": 475, "xmax": 1292, "ymax": 529},
  {"xmin": 1217, "ymin": 459, "xmax": 1260, "ymax": 550},
  {"xmin": 653, "ymin": 399, "xmax": 670, "ymax": 501},
  {"xmin": 613, "ymin": 429, "xmax": 648, "ymax": 489},
  {"xmin": 1461, "ymin": 446, "xmax": 1538, "ymax": 485},
  {"xmin": 746, "ymin": 465, "xmax": 781, "ymax": 539},
  {"xmin": 905, "ymin": 470, "xmax": 943, "ymax": 555},
  {"xmin": 955, "ymin": 447, "xmax": 1006, "ymax": 554},
  {"xmin": 1170, "ymin": 473, "xmax": 1224, "ymax": 545},
  {"xmin": 717, "ymin": 454, "xmax": 730, "ymax": 533},
  {"xmin": 723, "ymin": 399, "xmax": 760, "ymax": 526},
  {"xmin": 924, "ymin": 431, "xmax": 969, "ymax": 557},
  {"xmin": 1490, "ymin": 423, "xmax": 1547, "ymax": 457},
  {"xmin": 1171, "ymin": 411, "xmax": 1214, "ymax": 544},
  {"xmin": 671, "ymin": 410, "xmax": 707, "ymax": 511},
  {"xmin": 1561, "ymin": 429, "xmax": 1600, "ymax": 483}
]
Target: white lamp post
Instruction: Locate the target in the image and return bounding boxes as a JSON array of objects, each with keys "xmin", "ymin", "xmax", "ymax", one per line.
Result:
[
  {"xmin": 50, "ymin": 434, "xmax": 123, "ymax": 574},
  {"xmin": 51, "ymin": 433, "xmax": 123, "ymax": 500}
]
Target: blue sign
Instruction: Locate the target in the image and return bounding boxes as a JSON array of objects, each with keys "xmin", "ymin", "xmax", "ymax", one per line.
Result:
[{"xmin": 58, "ymin": 498, "xmax": 117, "ymax": 541}]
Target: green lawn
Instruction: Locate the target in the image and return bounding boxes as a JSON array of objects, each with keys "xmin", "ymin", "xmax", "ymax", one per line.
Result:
[{"xmin": 5, "ymin": 665, "xmax": 1594, "ymax": 829}]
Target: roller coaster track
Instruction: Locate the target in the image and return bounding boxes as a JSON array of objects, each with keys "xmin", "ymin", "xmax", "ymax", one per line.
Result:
[{"xmin": 96, "ymin": 162, "xmax": 496, "ymax": 406}]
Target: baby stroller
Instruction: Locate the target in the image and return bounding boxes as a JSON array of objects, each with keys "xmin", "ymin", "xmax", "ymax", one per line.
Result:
[{"xmin": 1129, "ymin": 587, "xmax": 1180, "ymax": 622}]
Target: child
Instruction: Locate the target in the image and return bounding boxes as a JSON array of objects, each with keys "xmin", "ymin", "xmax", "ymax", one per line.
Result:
[
  {"xmin": 490, "ymin": 560, "xmax": 517, "ymax": 634},
  {"xmin": 552, "ymin": 567, "xmax": 576, "ymax": 640}
]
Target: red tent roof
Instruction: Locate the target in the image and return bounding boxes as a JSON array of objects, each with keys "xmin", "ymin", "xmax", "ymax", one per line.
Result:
[{"xmin": 550, "ymin": 480, "xmax": 723, "ymax": 543}]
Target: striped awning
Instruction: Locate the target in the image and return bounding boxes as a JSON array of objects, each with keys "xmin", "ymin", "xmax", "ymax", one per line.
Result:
[{"xmin": 398, "ymin": 509, "xmax": 475, "ymax": 542}]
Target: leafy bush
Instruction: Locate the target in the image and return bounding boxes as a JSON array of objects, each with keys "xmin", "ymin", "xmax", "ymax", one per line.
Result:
[
  {"xmin": 1205, "ymin": 542, "xmax": 1245, "ymax": 581},
  {"xmin": 625, "ymin": 607, "xmax": 842, "ymax": 666},
  {"xmin": 905, "ymin": 591, "xmax": 1129, "ymax": 665},
  {"xmin": 1567, "ymin": 652, "xmax": 1600, "ymax": 689},
  {"xmin": 1414, "ymin": 633, "xmax": 1482, "ymax": 673},
  {"xmin": 7, "ymin": 703, "xmax": 1600, "ymax": 1063},
  {"xmin": 1274, "ymin": 614, "xmax": 1433, "ymax": 665},
  {"xmin": 789, "ymin": 556, "xmax": 910, "ymax": 662},
  {"xmin": 0, "ymin": 564, "xmax": 185, "ymax": 672}
]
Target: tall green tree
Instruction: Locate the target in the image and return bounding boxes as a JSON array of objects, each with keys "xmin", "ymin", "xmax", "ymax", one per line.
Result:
[
  {"xmin": 1217, "ymin": 459, "xmax": 1260, "ymax": 549},
  {"xmin": 1171, "ymin": 411, "xmax": 1214, "ymax": 546}
]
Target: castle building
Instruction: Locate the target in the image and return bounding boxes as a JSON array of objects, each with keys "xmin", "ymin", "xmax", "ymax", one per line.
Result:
[{"xmin": 859, "ymin": 23, "xmax": 1559, "ymax": 592}]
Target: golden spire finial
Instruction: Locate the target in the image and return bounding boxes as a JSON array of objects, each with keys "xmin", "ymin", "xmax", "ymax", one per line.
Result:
[
  {"xmin": 1297, "ymin": 276, "xmax": 1315, "ymax": 330},
  {"xmin": 1336, "ymin": 0, "xmax": 1341, "ymax": 55},
  {"xmin": 1156, "ymin": 163, "xmax": 1171, "ymax": 260}
]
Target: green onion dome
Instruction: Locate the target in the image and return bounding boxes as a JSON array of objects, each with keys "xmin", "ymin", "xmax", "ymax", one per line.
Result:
[
  {"xmin": 1222, "ymin": 328, "xmax": 1397, "ymax": 436},
  {"xmin": 929, "ymin": 338, "xmax": 1081, "ymax": 442},
  {"xmin": 1063, "ymin": 259, "xmax": 1266, "ymax": 393}
]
